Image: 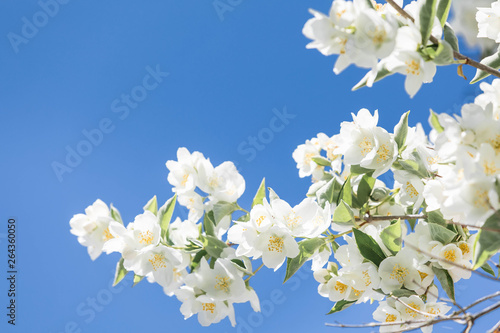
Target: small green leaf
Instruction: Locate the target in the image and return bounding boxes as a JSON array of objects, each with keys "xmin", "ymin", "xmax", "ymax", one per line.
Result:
[
  {"xmin": 252, "ymin": 178, "xmax": 266, "ymax": 207},
  {"xmin": 433, "ymin": 40, "xmax": 455, "ymax": 65},
  {"xmin": 352, "ymin": 228, "xmax": 387, "ymax": 267},
  {"xmin": 426, "ymin": 209, "xmax": 446, "ymax": 226},
  {"xmin": 473, "ymin": 211, "xmax": 500, "ymax": 269},
  {"xmin": 419, "ymin": 0, "xmax": 437, "ymax": 45},
  {"xmin": 470, "ymin": 50, "xmax": 500, "ymax": 84},
  {"xmin": 398, "ymin": 152, "xmax": 430, "ymax": 178},
  {"xmin": 429, "ymin": 223, "xmax": 457, "ymax": 244},
  {"xmin": 133, "ymin": 274, "xmax": 144, "ymax": 287},
  {"xmin": 327, "ymin": 300, "xmax": 355, "ymax": 315},
  {"xmin": 443, "ymin": 23, "xmax": 459, "ymax": 52},
  {"xmin": 352, "ymin": 66, "xmax": 392, "ymax": 90},
  {"xmin": 381, "ymin": 219, "xmax": 402, "ymax": 255},
  {"xmin": 350, "ymin": 164, "xmax": 373, "ymax": 176},
  {"xmin": 332, "ymin": 200, "xmax": 355, "ymax": 225},
  {"xmin": 391, "ymin": 288, "xmax": 417, "ymax": 298},
  {"xmin": 429, "ymin": 109, "xmax": 444, "ymax": 133},
  {"xmin": 190, "ymin": 249, "xmax": 207, "ymax": 270},
  {"xmin": 213, "ymin": 201, "xmax": 240, "ymax": 224},
  {"xmin": 436, "ymin": 0, "xmax": 452, "ymax": 27},
  {"xmin": 203, "ymin": 211, "xmax": 216, "ymax": 237},
  {"xmin": 159, "ymin": 194, "xmax": 177, "ymax": 238},
  {"xmin": 481, "ymin": 262, "xmax": 495, "ymax": 276},
  {"xmin": 143, "ymin": 195, "xmax": 158, "ymax": 215},
  {"xmin": 200, "ymin": 235, "xmax": 228, "ymax": 258},
  {"xmin": 432, "ymin": 266, "xmax": 455, "ymax": 301},
  {"xmin": 312, "ymin": 156, "xmax": 332, "ymax": 167},
  {"xmin": 268, "ymin": 187, "xmax": 280, "ymax": 202},
  {"xmin": 113, "ymin": 258, "xmax": 129, "ymax": 286},
  {"xmin": 284, "ymin": 238, "xmax": 327, "ymax": 282},
  {"xmin": 316, "ymin": 178, "xmax": 342, "ymax": 208},
  {"xmin": 110, "ymin": 204, "xmax": 123, "ymax": 224},
  {"xmin": 357, "ymin": 174, "xmax": 376, "ymax": 206},
  {"xmin": 338, "ymin": 175, "xmax": 352, "ymax": 207},
  {"xmin": 394, "ymin": 111, "xmax": 409, "ymax": 153}
]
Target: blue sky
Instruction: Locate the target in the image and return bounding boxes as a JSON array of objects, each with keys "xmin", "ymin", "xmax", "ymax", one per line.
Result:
[{"xmin": 0, "ymin": 0, "xmax": 498, "ymax": 332}]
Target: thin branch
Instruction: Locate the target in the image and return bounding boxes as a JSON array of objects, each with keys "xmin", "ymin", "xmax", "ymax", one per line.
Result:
[
  {"xmin": 461, "ymin": 291, "xmax": 500, "ymax": 312},
  {"xmin": 355, "ymin": 214, "xmax": 426, "ymax": 223},
  {"xmin": 384, "ymin": 0, "xmax": 500, "ymax": 80}
]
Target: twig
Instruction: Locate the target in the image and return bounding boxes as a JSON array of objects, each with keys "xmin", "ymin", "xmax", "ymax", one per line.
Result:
[{"xmin": 384, "ymin": 0, "xmax": 500, "ymax": 80}]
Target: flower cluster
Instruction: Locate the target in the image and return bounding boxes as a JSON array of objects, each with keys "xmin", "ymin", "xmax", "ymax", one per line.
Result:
[
  {"xmin": 303, "ymin": 0, "xmax": 447, "ymax": 97},
  {"xmin": 70, "ymin": 149, "xmax": 259, "ymax": 327},
  {"xmin": 291, "ymin": 99, "xmax": 500, "ymax": 331},
  {"xmin": 452, "ymin": 0, "xmax": 496, "ymax": 52}
]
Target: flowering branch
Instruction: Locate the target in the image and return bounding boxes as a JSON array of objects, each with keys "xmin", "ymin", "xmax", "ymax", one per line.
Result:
[{"xmin": 385, "ymin": 0, "xmax": 500, "ymax": 80}]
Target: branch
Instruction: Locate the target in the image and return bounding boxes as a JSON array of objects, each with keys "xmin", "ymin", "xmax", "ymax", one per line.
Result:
[{"xmin": 384, "ymin": 0, "xmax": 500, "ymax": 80}]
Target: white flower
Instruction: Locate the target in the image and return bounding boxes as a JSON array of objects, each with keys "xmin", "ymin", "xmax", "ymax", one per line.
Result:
[
  {"xmin": 174, "ymin": 286, "xmax": 236, "ymax": 327},
  {"xmin": 166, "ymin": 147, "xmax": 204, "ymax": 194},
  {"xmin": 185, "ymin": 258, "xmax": 247, "ymax": 301},
  {"xmin": 126, "ymin": 245, "xmax": 188, "ymax": 295},
  {"xmin": 69, "ymin": 199, "xmax": 117, "ymax": 260},
  {"xmin": 384, "ymin": 26, "xmax": 437, "ymax": 97},
  {"xmin": 254, "ymin": 225, "xmax": 299, "ymax": 270},
  {"xmin": 335, "ymin": 109, "xmax": 397, "ymax": 177},
  {"xmin": 103, "ymin": 210, "xmax": 161, "ymax": 259},
  {"xmin": 477, "ymin": 1, "xmax": 500, "ymax": 42},
  {"xmin": 451, "ymin": 0, "xmax": 496, "ymax": 50},
  {"xmin": 197, "ymin": 159, "xmax": 245, "ymax": 202},
  {"xmin": 373, "ymin": 301, "xmax": 403, "ymax": 333},
  {"xmin": 177, "ymin": 191, "xmax": 205, "ymax": 222},
  {"xmin": 292, "ymin": 139, "xmax": 322, "ymax": 178},
  {"xmin": 378, "ymin": 249, "xmax": 420, "ymax": 293},
  {"xmin": 271, "ymin": 198, "xmax": 331, "ymax": 238},
  {"xmin": 394, "ymin": 170, "xmax": 425, "ymax": 213},
  {"xmin": 168, "ymin": 217, "xmax": 200, "ymax": 247},
  {"xmin": 394, "ymin": 295, "xmax": 425, "ymax": 322}
]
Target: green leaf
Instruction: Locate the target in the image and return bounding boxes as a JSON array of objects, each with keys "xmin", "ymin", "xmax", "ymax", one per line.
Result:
[
  {"xmin": 352, "ymin": 66, "xmax": 393, "ymax": 90},
  {"xmin": 481, "ymin": 262, "xmax": 495, "ymax": 276},
  {"xmin": 432, "ymin": 266, "xmax": 455, "ymax": 301},
  {"xmin": 190, "ymin": 249, "xmax": 207, "ymax": 270},
  {"xmin": 470, "ymin": 50, "xmax": 500, "ymax": 84},
  {"xmin": 213, "ymin": 201, "xmax": 240, "ymax": 224},
  {"xmin": 433, "ymin": 40, "xmax": 455, "ymax": 65},
  {"xmin": 426, "ymin": 209, "xmax": 446, "ymax": 226},
  {"xmin": 133, "ymin": 274, "xmax": 144, "ymax": 287},
  {"xmin": 252, "ymin": 178, "xmax": 266, "ymax": 207},
  {"xmin": 158, "ymin": 194, "xmax": 177, "ymax": 238},
  {"xmin": 110, "ymin": 204, "xmax": 123, "ymax": 224},
  {"xmin": 203, "ymin": 211, "xmax": 216, "ymax": 237},
  {"xmin": 113, "ymin": 258, "xmax": 129, "ymax": 286},
  {"xmin": 200, "ymin": 235, "xmax": 228, "ymax": 258},
  {"xmin": 391, "ymin": 288, "xmax": 417, "ymax": 298},
  {"xmin": 332, "ymin": 200, "xmax": 355, "ymax": 225},
  {"xmin": 338, "ymin": 175, "xmax": 352, "ymax": 207},
  {"xmin": 357, "ymin": 174, "xmax": 376, "ymax": 206},
  {"xmin": 327, "ymin": 300, "xmax": 355, "ymax": 315},
  {"xmin": 352, "ymin": 228, "xmax": 387, "ymax": 267},
  {"xmin": 268, "ymin": 187, "xmax": 280, "ymax": 202},
  {"xmin": 419, "ymin": 0, "xmax": 437, "ymax": 45},
  {"xmin": 443, "ymin": 23, "xmax": 459, "ymax": 52},
  {"xmin": 398, "ymin": 151, "xmax": 431, "ymax": 178},
  {"xmin": 473, "ymin": 211, "xmax": 500, "ymax": 269},
  {"xmin": 284, "ymin": 238, "xmax": 327, "ymax": 282},
  {"xmin": 143, "ymin": 195, "xmax": 158, "ymax": 215},
  {"xmin": 350, "ymin": 164, "xmax": 373, "ymax": 176},
  {"xmin": 429, "ymin": 223, "xmax": 457, "ymax": 244},
  {"xmin": 381, "ymin": 219, "xmax": 402, "ymax": 255},
  {"xmin": 429, "ymin": 109, "xmax": 444, "ymax": 133},
  {"xmin": 312, "ymin": 156, "xmax": 332, "ymax": 167},
  {"xmin": 394, "ymin": 111, "xmax": 410, "ymax": 153},
  {"xmin": 316, "ymin": 178, "xmax": 342, "ymax": 208},
  {"xmin": 436, "ymin": 0, "xmax": 452, "ymax": 27}
]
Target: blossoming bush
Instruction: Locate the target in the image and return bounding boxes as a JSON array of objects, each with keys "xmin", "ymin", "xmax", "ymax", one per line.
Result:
[{"xmin": 70, "ymin": 0, "xmax": 500, "ymax": 332}]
